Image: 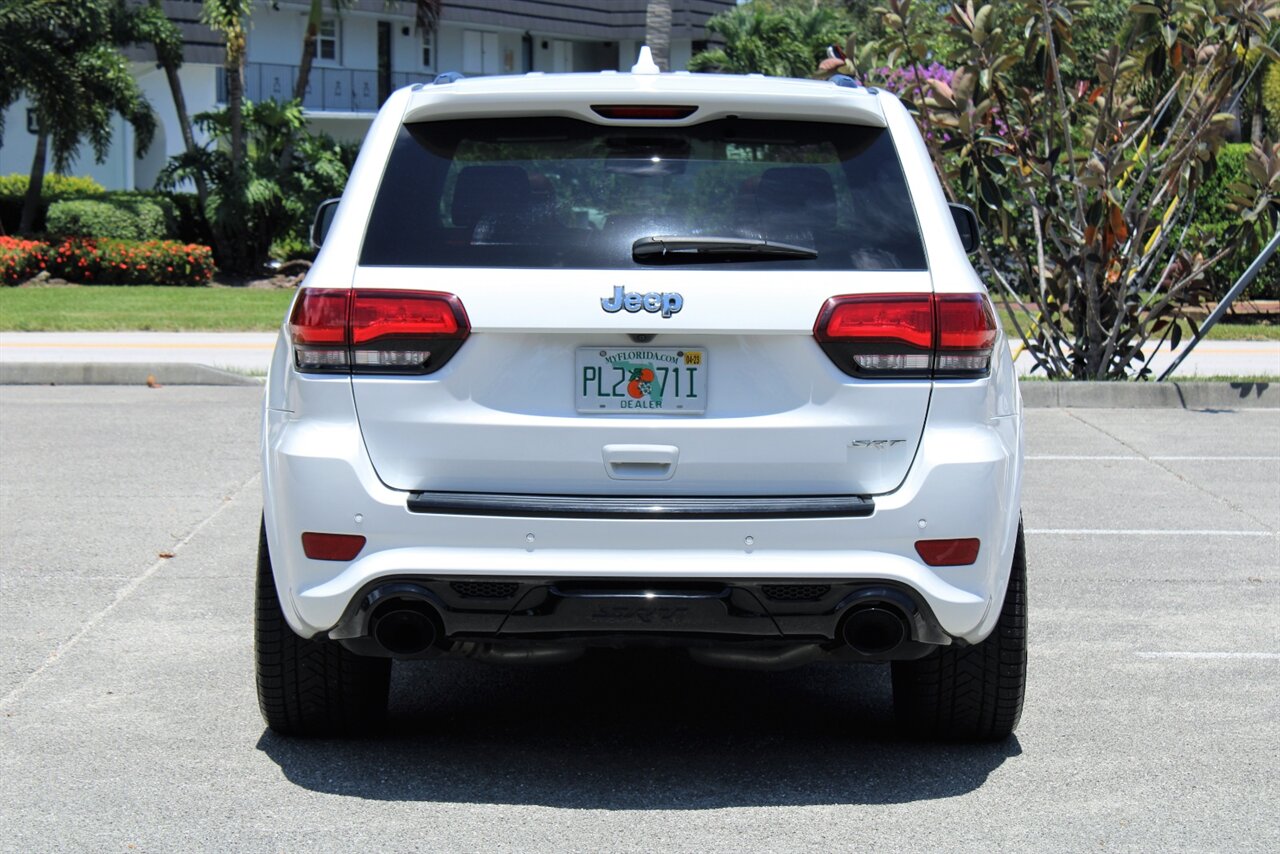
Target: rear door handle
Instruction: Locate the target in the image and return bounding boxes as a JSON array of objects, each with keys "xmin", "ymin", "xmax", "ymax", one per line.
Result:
[{"xmin": 602, "ymin": 444, "xmax": 679, "ymax": 481}]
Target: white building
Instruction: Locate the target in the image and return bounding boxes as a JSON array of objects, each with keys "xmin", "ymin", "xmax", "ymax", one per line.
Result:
[{"xmin": 0, "ymin": 0, "xmax": 732, "ymax": 192}]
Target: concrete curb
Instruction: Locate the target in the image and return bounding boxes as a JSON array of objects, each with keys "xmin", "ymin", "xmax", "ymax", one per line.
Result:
[
  {"xmin": 1021, "ymin": 381, "xmax": 1275, "ymax": 409},
  {"xmin": 0, "ymin": 363, "xmax": 1274, "ymax": 408},
  {"xmin": 0, "ymin": 362, "xmax": 262, "ymax": 386}
]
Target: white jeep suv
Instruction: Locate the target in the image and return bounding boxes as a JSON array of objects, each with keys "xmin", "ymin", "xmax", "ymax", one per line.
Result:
[{"xmin": 257, "ymin": 65, "xmax": 1026, "ymax": 740}]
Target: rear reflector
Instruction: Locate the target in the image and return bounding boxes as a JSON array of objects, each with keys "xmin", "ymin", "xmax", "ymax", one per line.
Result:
[
  {"xmin": 915, "ymin": 538, "xmax": 981, "ymax": 566},
  {"xmin": 288, "ymin": 288, "xmax": 469, "ymax": 375},
  {"xmin": 301, "ymin": 532, "xmax": 367, "ymax": 561},
  {"xmin": 590, "ymin": 104, "xmax": 698, "ymax": 119},
  {"xmin": 814, "ymin": 293, "xmax": 998, "ymax": 378}
]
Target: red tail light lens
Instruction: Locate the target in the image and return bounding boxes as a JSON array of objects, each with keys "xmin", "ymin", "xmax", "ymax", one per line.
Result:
[
  {"xmin": 915, "ymin": 538, "xmax": 981, "ymax": 567},
  {"xmin": 288, "ymin": 288, "xmax": 470, "ymax": 375},
  {"xmin": 301, "ymin": 532, "xmax": 367, "ymax": 561},
  {"xmin": 350, "ymin": 290, "xmax": 462, "ymax": 342},
  {"xmin": 814, "ymin": 293, "xmax": 998, "ymax": 378},
  {"xmin": 289, "ymin": 289, "xmax": 350, "ymax": 371},
  {"xmin": 935, "ymin": 294, "xmax": 999, "ymax": 375},
  {"xmin": 814, "ymin": 294, "xmax": 933, "ymax": 377}
]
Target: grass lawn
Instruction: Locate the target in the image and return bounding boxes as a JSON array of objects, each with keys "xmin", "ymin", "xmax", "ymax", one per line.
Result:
[
  {"xmin": 996, "ymin": 308, "xmax": 1278, "ymax": 342},
  {"xmin": 0, "ymin": 286, "xmax": 295, "ymax": 331},
  {"xmin": 0, "ymin": 285, "xmax": 1275, "ymax": 340}
]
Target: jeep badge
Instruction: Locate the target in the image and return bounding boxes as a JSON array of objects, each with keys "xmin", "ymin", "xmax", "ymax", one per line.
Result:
[{"xmin": 601, "ymin": 286, "xmax": 683, "ymax": 319}]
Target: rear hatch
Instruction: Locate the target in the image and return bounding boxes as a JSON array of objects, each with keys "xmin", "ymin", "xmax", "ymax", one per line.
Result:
[{"xmin": 347, "ymin": 114, "xmax": 934, "ymax": 497}]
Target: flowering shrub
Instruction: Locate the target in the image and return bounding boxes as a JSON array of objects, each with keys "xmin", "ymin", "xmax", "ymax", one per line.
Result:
[
  {"xmin": 872, "ymin": 62, "xmax": 954, "ymax": 97},
  {"xmin": 48, "ymin": 239, "xmax": 215, "ymax": 286},
  {"xmin": 0, "ymin": 236, "xmax": 50, "ymax": 285},
  {"xmin": 1, "ymin": 236, "xmax": 214, "ymax": 286},
  {"xmin": 865, "ymin": 63, "xmax": 1009, "ymax": 141}
]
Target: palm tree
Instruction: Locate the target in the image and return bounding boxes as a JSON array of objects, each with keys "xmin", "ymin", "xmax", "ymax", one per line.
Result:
[
  {"xmin": 0, "ymin": 1, "xmax": 156, "ymax": 232},
  {"xmin": 202, "ymin": 0, "xmax": 254, "ymax": 177},
  {"xmin": 130, "ymin": 1, "xmax": 209, "ymax": 211},
  {"xmin": 687, "ymin": 3, "xmax": 851, "ymax": 78},
  {"xmin": 294, "ymin": 0, "xmax": 442, "ymax": 103},
  {"xmin": 294, "ymin": 1, "xmax": 347, "ymax": 102}
]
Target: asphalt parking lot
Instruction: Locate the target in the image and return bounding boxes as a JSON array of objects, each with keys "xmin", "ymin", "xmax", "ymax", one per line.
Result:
[{"xmin": 1, "ymin": 386, "xmax": 1277, "ymax": 852}]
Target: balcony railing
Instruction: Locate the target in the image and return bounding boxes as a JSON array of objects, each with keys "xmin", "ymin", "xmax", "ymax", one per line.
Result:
[{"xmin": 217, "ymin": 63, "xmax": 436, "ymax": 114}]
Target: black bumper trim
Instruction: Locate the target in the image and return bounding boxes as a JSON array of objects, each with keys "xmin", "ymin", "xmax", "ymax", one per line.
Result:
[
  {"xmin": 329, "ymin": 576, "xmax": 953, "ymax": 661},
  {"xmin": 406, "ymin": 491, "xmax": 875, "ymax": 519}
]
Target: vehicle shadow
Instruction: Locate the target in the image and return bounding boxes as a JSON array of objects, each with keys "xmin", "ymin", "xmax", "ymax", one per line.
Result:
[{"xmin": 256, "ymin": 650, "xmax": 1021, "ymax": 808}]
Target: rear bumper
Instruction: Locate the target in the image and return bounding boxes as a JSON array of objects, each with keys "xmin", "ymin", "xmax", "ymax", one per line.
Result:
[{"xmin": 261, "ymin": 378, "xmax": 1023, "ymax": 645}]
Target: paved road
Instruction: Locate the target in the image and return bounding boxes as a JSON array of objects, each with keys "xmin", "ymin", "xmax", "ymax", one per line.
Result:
[
  {"xmin": 0, "ymin": 387, "xmax": 1277, "ymax": 851},
  {"xmin": 2, "ymin": 330, "xmax": 1278, "ymax": 378}
]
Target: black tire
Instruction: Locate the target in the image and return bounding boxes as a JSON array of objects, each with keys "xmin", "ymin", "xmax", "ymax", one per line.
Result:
[
  {"xmin": 255, "ymin": 521, "xmax": 391, "ymax": 737},
  {"xmin": 891, "ymin": 521, "xmax": 1027, "ymax": 741}
]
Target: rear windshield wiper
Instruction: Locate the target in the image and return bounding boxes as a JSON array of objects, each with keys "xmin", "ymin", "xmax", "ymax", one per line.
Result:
[{"xmin": 632, "ymin": 235, "xmax": 818, "ymax": 263}]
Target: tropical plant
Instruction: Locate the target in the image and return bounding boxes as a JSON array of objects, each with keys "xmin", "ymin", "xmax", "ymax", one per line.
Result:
[
  {"xmin": 159, "ymin": 100, "xmax": 353, "ymax": 274},
  {"xmin": 689, "ymin": 1, "xmax": 853, "ymax": 78},
  {"xmin": 0, "ymin": 0, "xmax": 156, "ymax": 233},
  {"xmin": 824, "ymin": 0, "xmax": 1279, "ymax": 380}
]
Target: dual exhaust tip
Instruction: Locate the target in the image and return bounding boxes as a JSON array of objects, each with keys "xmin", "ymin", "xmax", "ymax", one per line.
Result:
[{"xmin": 365, "ymin": 592, "xmax": 912, "ymax": 658}]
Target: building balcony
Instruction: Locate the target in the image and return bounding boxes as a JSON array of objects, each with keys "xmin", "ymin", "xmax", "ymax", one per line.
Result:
[{"xmin": 217, "ymin": 63, "xmax": 436, "ymax": 115}]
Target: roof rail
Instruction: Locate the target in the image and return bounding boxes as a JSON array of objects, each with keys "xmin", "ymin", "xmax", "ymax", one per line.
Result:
[
  {"xmin": 433, "ymin": 71, "xmax": 465, "ymax": 85},
  {"xmin": 828, "ymin": 74, "xmax": 861, "ymax": 89}
]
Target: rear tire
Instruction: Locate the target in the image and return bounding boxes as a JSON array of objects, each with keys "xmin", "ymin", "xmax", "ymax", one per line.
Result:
[
  {"xmin": 891, "ymin": 521, "xmax": 1027, "ymax": 741},
  {"xmin": 255, "ymin": 521, "xmax": 391, "ymax": 737}
]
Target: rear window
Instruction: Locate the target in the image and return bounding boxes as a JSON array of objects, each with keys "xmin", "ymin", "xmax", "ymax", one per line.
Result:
[{"xmin": 359, "ymin": 117, "xmax": 926, "ymax": 270}]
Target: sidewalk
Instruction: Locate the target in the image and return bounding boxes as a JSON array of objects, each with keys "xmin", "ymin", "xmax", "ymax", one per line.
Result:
[
  {"xmin": 0, "ymin": 331, "xmax": 275, "ymax": 372},
  {"xmin": 1, "ymin": 330, "xmax": 1276, "ymax": 378}
]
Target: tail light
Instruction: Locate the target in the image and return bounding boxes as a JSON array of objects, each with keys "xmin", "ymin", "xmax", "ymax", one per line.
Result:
[
  {"xmin": 814, "ymin": 293, "xmax": 997, "ymax": 379},
  {"xmin": 288, "ymin": 288, "xmax": 470, "ymax": 375}
]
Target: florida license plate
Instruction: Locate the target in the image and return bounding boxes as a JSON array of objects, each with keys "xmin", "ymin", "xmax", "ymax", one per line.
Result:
[{"xmin": 575, "ymin": 347, "xmax": 706, "ymax": 414}]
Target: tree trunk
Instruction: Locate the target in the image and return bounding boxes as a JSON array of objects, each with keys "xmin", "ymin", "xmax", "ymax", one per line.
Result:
[
  {"xmin": 160, "ymin": 63, "xmax": 209, "ymax": 209},
  {"xmin": 645, "ymin": 0, "xmax": 672, "ymax": 72},
  {"xmin": 19, "ymin": 131, "xmax": 49, "ymax": 235},
  {"xmin": 228, "ymin": 58, "xmax": 244, "ymax": 176},
  {"xmin": 294, "ymin": 21, "xmax": 317, "ymax": 102},
  {"xmin": 281, "ymin": 2, "xmax": 322, "ymax": 175}
]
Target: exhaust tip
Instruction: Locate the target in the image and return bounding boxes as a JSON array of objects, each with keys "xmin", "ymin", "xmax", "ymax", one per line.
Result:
[
  {"xmin": 370, "ymin": 602, "xmax": 440, "ymax": 656},
  {"xmin": 840, "ymin": 605, "xmax": 909, "ymax": 655}
]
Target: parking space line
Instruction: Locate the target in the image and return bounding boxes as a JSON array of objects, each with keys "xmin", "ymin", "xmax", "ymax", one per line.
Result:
[
  {"xmin": 1026, "ymin": 528, "xmax": 1276, "ymax": 536},
  {"xmin": 1027, "ymin": 455, "xmax": 1280, "ymax": 461},
  {"xmin": 1137, "ymin": 652, "xmax": 1280, "ymax": 660},
  {"xmin": 0, "ymin": 472, "xmax": 261, "ymax": 712},
  {"xmin": 1062, "ymin": 411, "xmax": 1276, "ymax": 530}
]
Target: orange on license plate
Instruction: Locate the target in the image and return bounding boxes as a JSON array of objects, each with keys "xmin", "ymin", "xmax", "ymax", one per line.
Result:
[{"xmin": 575, "ymin": 347, "xmax": 706, "ymax": 414}]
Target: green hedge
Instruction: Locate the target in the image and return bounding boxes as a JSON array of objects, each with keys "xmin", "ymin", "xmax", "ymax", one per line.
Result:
[
  {"xmin": 1193, "ymin": 143, "xmax": 1279, "ymax": 301},
  {"xmin": 46, "ymin": 195, "xmax": 177, "ymax": 241},
  {"xmin": 0, "ymin": 173, "xmax": 104, "ymax": 197}
]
